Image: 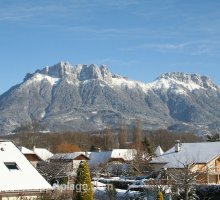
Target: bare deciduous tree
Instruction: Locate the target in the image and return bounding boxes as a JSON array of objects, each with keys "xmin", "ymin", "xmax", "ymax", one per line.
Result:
[
  {"xmin": 133, "ymin": 119, "xmax": 142, "ymax": 151},
  {"xmin": 118, "ymin": 120, "xmax": 127, "ymax": 149},
  {"xmin": 167, "ymin": 157, "xmax": 213, "ymax": 200},
  {"xmin": 103, "ymin": 128, "xmax": 114, "ymax": 151}
]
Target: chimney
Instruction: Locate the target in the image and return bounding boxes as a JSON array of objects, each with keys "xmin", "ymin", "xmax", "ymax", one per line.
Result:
[
  {"xmin": 85, "ymin": 151, "xmax": 89, "ymax": 157},
  {"xmin": 33, "ymin": 145, "xmax": 36, "ymax": 152},
  {"xmin": 175, "ymin": 140, "xmax": 181, "ymax": 152},
  {"xmin": 97, "ymin": 148, "xmax": 101, "ymax": 152}
]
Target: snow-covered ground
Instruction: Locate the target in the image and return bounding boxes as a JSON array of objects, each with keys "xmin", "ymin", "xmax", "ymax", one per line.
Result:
[{"xmin": 92, "ymin": 180, "xmax": 168, "ymax": 200}]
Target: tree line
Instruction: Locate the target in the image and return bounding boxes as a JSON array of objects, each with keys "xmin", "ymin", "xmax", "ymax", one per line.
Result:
[{"xmin": 0, "ymin": 119, "xmax": 203, "ymax": 154}]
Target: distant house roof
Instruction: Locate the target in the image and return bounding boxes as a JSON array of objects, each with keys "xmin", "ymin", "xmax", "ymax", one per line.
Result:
[
  {"xmin": 111, "ymin": 149, "xmax": 137, "ymax": 161},
  {"xmin": 19, "ymin": 146, "xmax": 35, "ymax": 154},
  {"xmin": 88, "ymin": 149, "xmax": 137, "ymax": 168},
  {"xmin": 154, "ymin": 146, "xmax": 164, "ymax": 157},
  {"xmin": 33, "ymin": 147, "xmax": 54, "ymax": 161},
  {"xmin": 150, "ymin": 142, "xmax": 220, "ymax": 168},
  {"xmin": 38, "ymin": 159, "xmax": 83, "ymax": 182},
  {"xmin": 37, "ymin": 161, "xmax": 73, "ymax": 180},
  {"xmin": 50, "ymin": 152, "xmax": 89, "ymax": 161},
  {"xmin": 19, "ymin": 146, "xmax": 42, "ymax": 162},
  {"xmin": 89, "ymin": 151, "xmax": 112, "ymax": 167},
  {"xmin": 0, "ymin": 141, "xmax": 51, "ymax": 192}
]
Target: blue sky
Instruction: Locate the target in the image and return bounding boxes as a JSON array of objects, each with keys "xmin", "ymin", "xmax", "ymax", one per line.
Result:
[{"xmin": 1, "ymin": 0, "xmax": 220, "ymax": 94}]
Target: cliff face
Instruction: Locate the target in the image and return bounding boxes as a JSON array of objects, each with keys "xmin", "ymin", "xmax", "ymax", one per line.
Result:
[{"xmin": 0, "ymin": 62, "xmax": 220, "ymax": 135}]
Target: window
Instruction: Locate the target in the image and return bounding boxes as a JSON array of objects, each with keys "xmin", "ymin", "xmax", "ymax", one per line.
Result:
[{"xmin": 4, "ymin": 162, "xmax": 19, "ymax": 170}]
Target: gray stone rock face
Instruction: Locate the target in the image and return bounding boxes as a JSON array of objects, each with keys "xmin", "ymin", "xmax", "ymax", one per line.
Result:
[{"xmin": 0, "ymin": 62, "xmax": 220, "ymax": 135}]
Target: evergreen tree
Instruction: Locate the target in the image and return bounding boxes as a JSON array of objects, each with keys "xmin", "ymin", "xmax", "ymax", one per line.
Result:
[
  {"xmin": 206, "ymin": 133, "xmax": 220, "ymax": 142},
  {"xmin": 142, "ymin": 136, "xmax": 152, "ymax": 154},
  {"xmin": 75, "ymin": 161, "xmax": 93, "ymax": 200},
  {"xmin": 157, "ymin": 191, "xmax": 164, "ymax": 200},
  {"xmin": 90, "ymin": 145, "xmax": 96, "ymax": 152}
]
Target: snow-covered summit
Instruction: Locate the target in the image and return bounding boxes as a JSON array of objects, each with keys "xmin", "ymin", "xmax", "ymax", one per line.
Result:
[
  {"xmin": 110, "ymin": 71, "xmax": 218, "ymax": 94},
  {"xmin": 1, "ymin": 61, "xmax": 220, "ymax": 135},
  {"xmin": 155, "ymin": 72, "xmax": 218, "ymax": 91},
  {"xmin": 33, "ymin": 62, "xmax": 113, "ymax": 83},
  {"xmin": 25, "ymin": 62, "xmax": 219, "ymax": 93},
  {"xmin": 150, "ymin": 72, "xmax": 218, "ymax": 92},
  {"xmin": 25, "ymin": 73, "xmax": 60, "ymax": 86}
]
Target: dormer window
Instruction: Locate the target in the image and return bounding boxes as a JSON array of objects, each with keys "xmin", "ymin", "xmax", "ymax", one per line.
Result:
[{"xmin": 4, "ymin": 162, "xmax": 19, "ymax": 170}]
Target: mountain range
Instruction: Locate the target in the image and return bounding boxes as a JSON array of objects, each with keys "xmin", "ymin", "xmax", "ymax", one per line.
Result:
[{"xmin": 0, "ymin": 61, "xmax": 220, "ymax": 135}]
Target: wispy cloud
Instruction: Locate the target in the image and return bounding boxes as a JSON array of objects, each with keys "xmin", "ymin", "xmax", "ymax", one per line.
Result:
[
  {"xmin": 121, "ymin": 40, "xmax": 220, "ymax": 57},
  {"xmin": 1, "ymin": 1, "xmax": 220, "ymax": 57},
  {"xmin": 0, "ymin": 3, "xmax": 63, "ymax": 22},
  {"xmin": 120, "ymin": 42, "xmax": 187, "ymax": 52},
  {"xmin": 140, "ymin": 43, "xmax": 187, "ymax": 50},
  {"xmin": 0, "ymin": 0, "xmax": 140, "ymax": 23}
]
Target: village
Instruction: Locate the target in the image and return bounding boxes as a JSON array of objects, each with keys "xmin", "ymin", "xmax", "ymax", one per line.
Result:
[
  {"xmin": 1, "ymin": 130, "xmax": 220, "ymax": 200},
  {"xmin": 1, "ymin": 1, "xmax": 220, "ymax": 200}
]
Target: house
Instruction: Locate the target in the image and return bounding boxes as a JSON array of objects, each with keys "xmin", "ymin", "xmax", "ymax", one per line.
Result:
[
  {"xmin": 88, "ymin": 149, "xmax": 137, "ymax": 168},
  {"xmin": 111, "ymin": 149, "xmax": 137, "ymax": 162},
  {"xmin": 19, "ymin": 146, "xmax": 42, "ymax": 168},
  {"xmin": 88, "ymin": 149, "xmax": 137, "ymax": 176},
  {"xmin": 33, "ymin": 146, "xmax": 54, "ymax": 161},
  {"xmin": 0, "ymin": 140, "xmax": 52, "ymax": 199},
  {"xmin": 150, "ymin": 141, "xmax": 220, "ymax": 184},
  {"xmin": 49, "ymin": 152, "xmax": 89, "ymax": 162},
  {"xmin": 37, "ymin": 152, "xmax": 89, "ymax": 185},
  {"xmin": 154, "ymin": 145, "xmax": 164, "ymax": 157}
]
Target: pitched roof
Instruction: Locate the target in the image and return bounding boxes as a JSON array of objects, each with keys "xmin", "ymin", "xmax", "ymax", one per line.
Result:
[
  {"xmin": 154, "ymin": 146, "xmax": 164, "ymax": 156},
  {"xmin": 0, "ymin": 141, "xmax": 52, "ymax": 192},
  {"xmin": 19, "ymin": 146, "xmax": 35, "ymax": 154},
  {"xmin": 89, "ymin": 151, "xmax": 112, "ymax": 167},
  {"xmin": 50, "ymin": 152, "xmax": 89, "ymax": 160},
  {"xmin": 111, "ymin": 149, "xmax": 137, "ymax": 161},
  {"xmin": 33, "ymin": 148, "xmax": 54, "ymax": 161},
  {"xmin": 38, "ymin": 160, "xmax": 82, "ymax": 180},
  {"xmin": 88, "ymin": 149, "xmax": 137, "ymax": 167},
  {"xmin": 150, "ymin": 142, "xmax": 220, "ymax": 168},
  {"xmin": 37, "ymin": 161, "xmax": 73, "ymax": 180}
]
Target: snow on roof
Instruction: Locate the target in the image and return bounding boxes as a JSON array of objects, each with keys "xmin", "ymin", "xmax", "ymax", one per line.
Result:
[
  {"xmin": 88, "ymin": 149, "xmax": 137, "ymax": 168},
  {"xmin": 0, "ymin": 141, "xmax": 52, "ymax": 192},
  {"xmin": 111, "ymin": 149, "xmax": 137, "ymax": 161},
  {"xmin": 50, "ymin": 152, "xmax": 89, "ymax": 160},
  {"xmin": 19, "ymin": 146, "xmax": 35, "ymax": 154},
  {"xmin": 33, "ymin": 148, "xmax": 54, "ymax": 161},
  {"xmin": 37, "ymin": 161, "xmax": 73, "ymax": 179},
  {"xmin": 154, "ymin": 146, "xmax": 164, "ymax": 157},
  {"xmin": 89, "ymin": 151, "xmax": 112, "ymax": 167},
  {"xmin": 150, "ymin": 142, "xmax": 220, "ymax": 168}
]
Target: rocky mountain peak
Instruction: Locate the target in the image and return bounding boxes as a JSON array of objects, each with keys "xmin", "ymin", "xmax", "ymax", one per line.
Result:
[
  {"xmin": 100, "ymin": 65, "xmax": 112, "ymax": 82},
  {"xmin": 2, "ymin": 61, "xmax": 220, "ymax": 135},
  {"xmin": 75, "ymin": 64, "xmax": 101, "ymax": 81},
  {"xmin": 158, "ymin": 72, "xmax": 199, "ymax": 82},
  {"xmin": 157, "ymin": 72, "xmax": 218, "ymax": 90},
  {"xmin": 33, "ymin": 62, "xmax": 113, "ymax": 83},
  {"xmin": 36, "ymin": 61, "xmax": 74, "ymax": 79}
]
